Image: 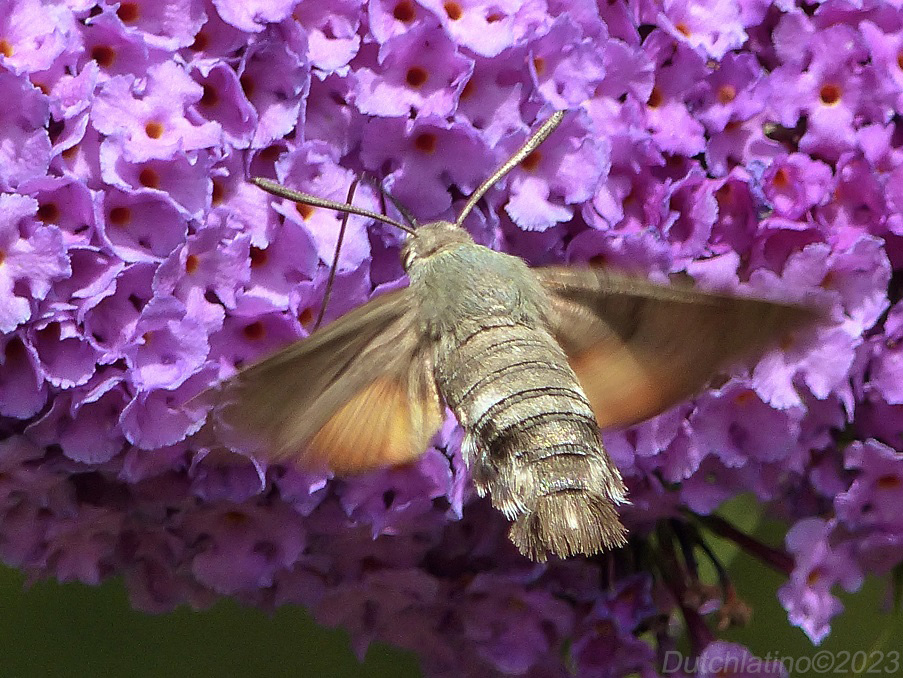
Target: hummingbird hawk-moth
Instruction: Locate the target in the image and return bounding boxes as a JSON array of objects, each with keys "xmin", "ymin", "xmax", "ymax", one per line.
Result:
[{"xmin": 211, "ymin": 111, "xmax": 816, "ymax": 561}]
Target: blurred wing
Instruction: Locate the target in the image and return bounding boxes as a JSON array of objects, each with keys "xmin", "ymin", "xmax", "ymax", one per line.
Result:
[
  {"xmin": 536, "ymin": 267, "xmax": 819, "ymax": 429},
  {"xmin": 212, "ymin": 289, "xmax": 443, "ymax": 473}
]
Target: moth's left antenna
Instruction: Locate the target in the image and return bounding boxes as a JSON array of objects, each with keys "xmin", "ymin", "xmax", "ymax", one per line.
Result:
[
  {"xmin": 250, "ymin": 175, "xmax": 412, "ymax": 332},
  {"xmin": 250, "ymin": 177, "xmax": 416, "ymax": 235}
]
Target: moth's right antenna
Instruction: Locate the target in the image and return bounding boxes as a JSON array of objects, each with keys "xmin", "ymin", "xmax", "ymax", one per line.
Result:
[
  {"xmin": 455, "ymin": 110, "xmax": 566, "ymax": 228},
  {"xmin": 250, "ymin": 177, "xmax": 416, "ymax": 235}
]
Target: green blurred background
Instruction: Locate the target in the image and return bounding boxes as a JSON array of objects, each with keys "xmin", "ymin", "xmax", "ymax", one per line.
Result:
[{"xmin": 0, "ymin": 496, "xmax": 899, "ymax": 677}]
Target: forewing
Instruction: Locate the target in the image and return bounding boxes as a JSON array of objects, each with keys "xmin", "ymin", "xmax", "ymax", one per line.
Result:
[
  {"xmin": 536, "ymin": 267, "xmax": 819, "ymax": 429},
  {"xmin": 212, "ymin": 289, "xmax": 444, "ymax": 472}
]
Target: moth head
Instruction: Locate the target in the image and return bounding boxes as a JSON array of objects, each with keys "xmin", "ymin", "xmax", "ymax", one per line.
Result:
[{"xmin": 401, "ymin": 221, "xmax": 474, "ymax": 270}]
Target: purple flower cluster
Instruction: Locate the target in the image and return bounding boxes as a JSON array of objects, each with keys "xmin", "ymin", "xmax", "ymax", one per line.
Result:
[{"xmin": 2, "ymin": 0, "xmax": 903, "ymax": 674}]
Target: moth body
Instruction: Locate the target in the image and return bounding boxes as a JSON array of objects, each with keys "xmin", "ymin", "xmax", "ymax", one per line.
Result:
[
  {"xmin": 226, "ymin": 112, "xmax": 818, "ymax": 562},
  {"xmin": 405, "ymin": 223, "xmax": 629, "ymax": 558},
  {"xmin": 404, "ymin": 222, "xmax": 546, "ymax": 337}
]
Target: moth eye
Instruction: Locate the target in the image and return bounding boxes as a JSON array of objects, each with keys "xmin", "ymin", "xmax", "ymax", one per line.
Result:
[{"xmin": 399, "ymin": 243, "xmax": 414, "ymax": 268}]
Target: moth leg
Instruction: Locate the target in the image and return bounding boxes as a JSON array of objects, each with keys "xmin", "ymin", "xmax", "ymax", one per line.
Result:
[{"xmin": 462, "ymin": 432, "xmax": 528, "ymax": 519}]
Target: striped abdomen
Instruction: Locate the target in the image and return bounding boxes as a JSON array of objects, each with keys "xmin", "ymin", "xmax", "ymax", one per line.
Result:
[{"xmin": 436, "ymin": 319, "xmax": 628, "ymax": 560}]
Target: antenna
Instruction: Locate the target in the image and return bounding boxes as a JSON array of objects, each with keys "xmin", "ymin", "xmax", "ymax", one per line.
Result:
[
  {"xmin": 455, "ymin": 110, "xmax": 566, "ymax": 228},
  {"xmin": 250, "ymin": 177, "xmax": 416, "ymax": 235}
]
